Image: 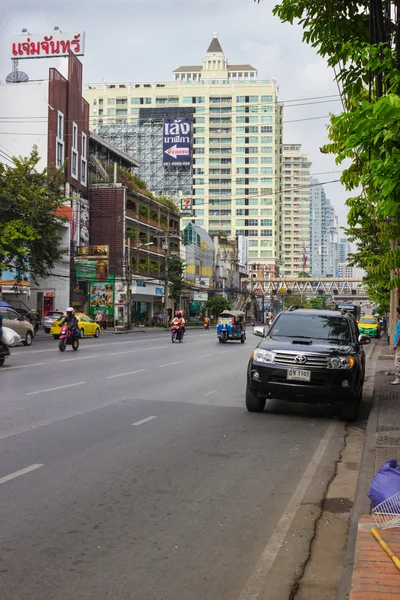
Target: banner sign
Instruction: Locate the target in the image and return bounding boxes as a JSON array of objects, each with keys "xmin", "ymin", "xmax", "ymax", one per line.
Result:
[
  {"xmin": 89, "ymin": 279, "xmax": 114, "ymax": 317},
  {"xmin": 180, "ymin": 197, "xmax": 193, "ymax": 216},
  {"xmin": 163, "ymin": 118, "xmax": 192, "ymax": 166},
  {"xmin": 11, "ymin": 32, "xmax": 85, "ymax": 60},
  {"xmin": 77, "ymin": 245, "xmax": 108, "ymax": 260},
  {"xmin": 193, "ymin": 292, "xmax": 208, "ymax": 302}
]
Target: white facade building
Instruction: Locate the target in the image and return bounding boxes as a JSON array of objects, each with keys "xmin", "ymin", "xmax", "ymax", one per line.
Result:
[{"xmin": 85, "ymin": 33, "xmax": 283, "ymax": 270}]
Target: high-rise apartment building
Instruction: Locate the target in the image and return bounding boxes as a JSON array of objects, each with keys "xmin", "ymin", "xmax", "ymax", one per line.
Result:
[
  {"xmin": 84, "ymin": 34, "xmax": 283, "ymax": 268},
  {"xmin": 310, "ymin": 178, "xmax": 339, "ymax": 277},
  {"xmin": 338, "ymin": 237, "xmax": 351, "ymax": 265},
  {"xmin": 281, "ymin": 145, "xmax": 311, "ymax": 276}
]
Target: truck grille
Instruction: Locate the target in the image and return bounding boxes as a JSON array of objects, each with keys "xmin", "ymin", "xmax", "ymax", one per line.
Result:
[{"xmin": 273, "ymin": 352, "xmax": 328, "ymax": 369}]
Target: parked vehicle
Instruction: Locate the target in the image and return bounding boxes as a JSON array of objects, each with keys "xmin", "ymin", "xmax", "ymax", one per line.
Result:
[
  {"xmin": 0, "ymin": 307, "xmax": 34, "ymax": 346},
  {"xmin": 357, "ymin": 315, "xmax": 380, "ymax": 338},
  {"xmin": 171, "ymin": 324, "xmax": 184, "ymax": 343},
  {"xmin": 217, "ymin": 310, "xmax": 246, "ymax": 344},
  {"xmin": 43, "ymin": 310, "xmax": 64, "ymax": 334},
  {"xmin": 50, "ymin": 313, "xmax": 101, "ymax": 339},
  {"xmin": 246, "ymin": 307, "xmax": 370, "ymax": 421},
  {"xmin": 58, "ymin": 325, "xmax": 79, "ymax": 352}
]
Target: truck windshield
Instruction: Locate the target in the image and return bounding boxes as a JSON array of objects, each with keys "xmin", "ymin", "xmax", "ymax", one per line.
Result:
[{"xmin": 270, "ymin": 314, "xmax": 351, "ymax": 342}]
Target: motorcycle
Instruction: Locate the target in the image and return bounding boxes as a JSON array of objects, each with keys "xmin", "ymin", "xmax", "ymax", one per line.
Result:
[
  {"xmin": 204, "ymin": 321, "xmax": 210, "ymax": 330},
  {"xmin": 59, "ymin": 325, "xmax": 79, "ymax": 352},
  {"xmin": 0, "ymin": 341, "xmax": 10, "ymax": 366},
  {"xmin": 171, "ymin": 324, "xmax": 184, "ymax": 343}
]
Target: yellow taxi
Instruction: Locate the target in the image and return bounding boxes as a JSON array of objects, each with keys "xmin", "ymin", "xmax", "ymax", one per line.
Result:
[
  {"xmin": 357, "ymin": 315, "xmax": 380, "ymax": 338},
  {"xmin": 50, "ymin": 313, "xmax": 101, "ymax": 339}
]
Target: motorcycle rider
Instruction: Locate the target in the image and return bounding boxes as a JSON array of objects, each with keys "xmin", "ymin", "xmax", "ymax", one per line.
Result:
[
  {"xmin": 204, "ymin": 315, "xmax": 210, "ymax": 329},
  {"xmin": 171, "ymin": 311, "xmax": 184, "ymax": 339},
  {"xmin": 60, "ymin": 307, "xmax": 79, "ymax": 339}
]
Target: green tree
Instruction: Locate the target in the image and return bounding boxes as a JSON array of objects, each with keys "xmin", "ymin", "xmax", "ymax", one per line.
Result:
[
  {"xmin": 167, "ymin": 257, "xmax": 185, "ymax": 304},
  {"xmin": 264, "ymin": 0, "xmax": 400, "ymax": 313},
  {"xmin": 297, "ymin": 271, "xmax": 311, "ymax": 278},
  {"xmin": 205, "ymin": 296, "xmax": 229, "ymax": 316},
  {"xmin": 0, "ymin": 148, "xmax": 67, "ymax": 282}
]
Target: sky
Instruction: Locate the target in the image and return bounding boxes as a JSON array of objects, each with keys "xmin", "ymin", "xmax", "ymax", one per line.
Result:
[{"xmin": 0, "ymin": 0, "xmax": 349, "ymax": 230}]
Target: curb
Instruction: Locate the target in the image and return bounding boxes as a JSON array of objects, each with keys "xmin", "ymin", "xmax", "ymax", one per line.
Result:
[{"xmin": 335, "ymin": 341, "xmax": 381, "ymax": 600}]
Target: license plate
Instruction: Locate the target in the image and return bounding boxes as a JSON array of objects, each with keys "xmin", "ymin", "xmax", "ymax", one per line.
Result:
[{"xmin": 287, "ymin": 369, "xmax": 311, "ymax": 382}]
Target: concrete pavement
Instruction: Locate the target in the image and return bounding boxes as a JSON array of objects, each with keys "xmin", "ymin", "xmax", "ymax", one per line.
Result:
[{"xmin": 0, "ymin": 330, "xmax": 355, "ymax": 600}]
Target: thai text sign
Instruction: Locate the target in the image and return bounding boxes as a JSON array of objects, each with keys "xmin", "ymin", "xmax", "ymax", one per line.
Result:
[
  {"xmin": 163, "ymin": 118, "xmax": 192, "ymax": 166},
  {"xmin": 11, "ymin": 32, "xmax": 85, "ymax": 59}
]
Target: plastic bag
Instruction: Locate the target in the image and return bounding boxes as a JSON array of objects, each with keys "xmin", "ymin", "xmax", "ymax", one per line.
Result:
[
  {"xmin": 368, "ymin": 459, "xmax": 400, "ymax": 508},
  {"xmin": 0, "ymin": 326, "xmax": 21, "ymax": 347}
]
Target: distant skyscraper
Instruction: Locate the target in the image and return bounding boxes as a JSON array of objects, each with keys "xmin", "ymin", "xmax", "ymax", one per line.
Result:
[
  {"xmin": 281, "ymin": 144, "xmax": 311, "ymax": 276},
  {"xmin": 310, "ymin": 178, "xmax": 339, "ymax": 277},
  {"xmin": 338, "ymin": 237, "xmax": 351, "ymax": 265}
]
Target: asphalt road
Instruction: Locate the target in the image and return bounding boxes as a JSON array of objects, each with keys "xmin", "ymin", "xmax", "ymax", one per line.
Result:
[{"xmin": 0, "ymin": 329, "xmax": 351, "ymax": 600}]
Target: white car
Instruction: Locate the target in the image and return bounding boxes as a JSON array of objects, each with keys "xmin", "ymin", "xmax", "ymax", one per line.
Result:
[{"xmin": 43, "ymin": 310, "xmax": 64, "ymax": 333}]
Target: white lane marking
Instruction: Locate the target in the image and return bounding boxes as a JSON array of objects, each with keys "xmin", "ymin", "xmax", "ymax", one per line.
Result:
[
  {"xmin": 59, "ymin": 355, "xmax": 98, "ymax": 363},
  {"xmin": 107, "ymin": 349, "xmax": 138, "ymax": 356},
  {"xmin": 3, "ymin": 362, "xmax": 46, "ymax": 370},
  {"xmin": 106, "ymin": 369, "xmax": 147, "ymax": 379},
  {"xmin": 219, "ymin": 349, "xmax": 236, "ymax": 354},
  {"xmin": 108, "ymin": 345, "xmax": 167, "ymax": 356},
  {"xmin": 131, "ymin": 416, "xmax": 157, "ymax": 427},
  {"xmin": 238, "ymin": 423, "xmax": 337, "ymax": 600},
  {"xmin": 0, "ymin": 464, "xmax": 44, "ymax": 485},
  {"xmin": 197, "ymin": 354, "xmax": 214, "ymax": 359},
  {"xmin": 26, "ymin": 382, "xmax": 85, "ymax": 396},
  {"xmin": 203, "ymin": 390, "xmax": 217, "ymax": 397},
  {"xmin": 158, "ymin": 361, "xmax": 183, "ymax": 368}
]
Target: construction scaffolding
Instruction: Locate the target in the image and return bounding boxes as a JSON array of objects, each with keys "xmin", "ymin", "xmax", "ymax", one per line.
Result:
[{"xmin": 94, "ymin": 107, "xmax": 194, "ymax": 198}]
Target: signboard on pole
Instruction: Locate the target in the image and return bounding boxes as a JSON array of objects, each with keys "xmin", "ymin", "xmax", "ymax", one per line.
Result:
[
  {"xmin": 163, "ymin": 118, "xmax": 192, "ymax": 166},
  {"xmin": 11, "ymin": 32, "xmax": 85, "ymax": 59},
  {"xmin": 180, "ymin": 197, "xmax": 193, "ymax": 216}
]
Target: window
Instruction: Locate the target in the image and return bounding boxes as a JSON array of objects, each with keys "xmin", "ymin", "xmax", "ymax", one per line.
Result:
[
  {"xmin": 260, "ymin": 229, "xmax": 273, "ymax": 236},
  {"xmin": 247, "ymin": 229, "xmax": 258, "ymax": 237},
  {"xmin": 261, "ymin": 146, "xmax": 273, "ymax": 153},
  {"xmin": 107, "ymin": 98, "xmax": 115, "ymax": 105},
  {"xmin": 236, "ymin": 127, "xmax": 246, "ymax": 134},
  {"xmin": 261, "ymin": 219, "xmax": 273, "ymax": 226},
  {"xmin": 71, "ymin": 122, "xmax": 78, "ymax": 180},
  {"xmin": 56, "ymin": 111, "xmax": 64, "ymax": 167},
  {"xmin": 131, "ymin": 108, "xmax": 139, "ymax": 115},
  {"xmin": 236, "ymin": 96, "xmax": 245, "ymax": 103},
  {"xmin": 249, "ymin": 116, "xmax": 258, "ymax": 123},
  {"xmin": 81, "ymin": 132, "xmax": 87, "ymax": 186},
  {"xmin": 261, "ymin": 157, "xmax": 273, "ymax": 164},
  {"xmin": 236, "ymin": 116, "xmax": 246, "ymax": 123},
  {"xmin": 249, "ymin": 95, "xmax": 259, "ymax": 103},
  {"xmin": 116, "ymin": 98, "xmax": 127, "ymax": 105},
  {"xmin": 194, "ymin": 147, "xmax": 205, "ymax": 154},
  {"xmin": 195, "ymin": 117, "xmax": 205, "ymax": 124},
  {"xmin": 236, "ymin": 147, "xmax": 246, "ymax": 153},
  {"xmin": 236, "ymin": 137, "xmax": 246, "ymax": 144},
  {"xmin": 249, "ymin": 167, "xmax": 258, "ymax": 174},
  {"xmin": 131, "ymin": 97, "xmax": 140, "ymax": 104},
  {"xmin": 107, "ymin": 107, "xmax": 115, "ymax": 115},
  {"xmin": 183, "ymin": 97, "xmax": 192, "ymax": 104},
  {"xmin": 261, "ymin": 95, "xmax": 273, "ymax": 102},
  {"xmin": 247, "ymin": 219, "xmax": 258, "ymax": 226},
  {"xmin": 194, "ymin": 157, "xmax": 205, "ymax": 165},
  {"xmin": 116, "ymin": 108, "xmax": 127, "ymax": 115},
  {"xmin": 194, "ymin": 137, "xmax": 205, "ymax": 144},
  {"xmin": 261, "ymin": 136, "xmax": 272, "ymax": 143},
  {"xmin": 248, "ymin": 240, "xmax": 258, "ymax": 247}
]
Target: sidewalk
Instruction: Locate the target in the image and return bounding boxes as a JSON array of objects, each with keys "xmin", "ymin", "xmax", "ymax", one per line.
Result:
[{"xmin": 343, "ymin": 338, "xmax": 400, "ymax": 599}]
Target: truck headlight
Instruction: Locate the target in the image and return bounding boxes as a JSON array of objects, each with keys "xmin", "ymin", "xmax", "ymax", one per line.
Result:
[
  {"xmin": 253, "ymin": 349, "xmax": 274, "ymax": 364},
  {"xmin": 327, "ymin": 356, "xmax": 355, "ymax": 369}
]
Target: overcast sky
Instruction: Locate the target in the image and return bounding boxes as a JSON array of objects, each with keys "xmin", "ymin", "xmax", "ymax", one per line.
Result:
[{"xmin": 0, "ymin": 0, "xmax": 348, "ymax": 229}]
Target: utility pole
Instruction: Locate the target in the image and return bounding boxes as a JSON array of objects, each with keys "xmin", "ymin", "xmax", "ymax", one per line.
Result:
[
  {"xmin": 163, "ymin": 232, "xmax": 170, "ymax": 326},
  {"xmin": 126, "ymin": 236, "xmax": 132, "ymax": 330}
]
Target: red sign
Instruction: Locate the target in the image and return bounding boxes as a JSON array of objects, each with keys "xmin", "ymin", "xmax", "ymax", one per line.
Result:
[{"xmin": 11, "ymin": 32, "xmax": 85, "ymax": 60}]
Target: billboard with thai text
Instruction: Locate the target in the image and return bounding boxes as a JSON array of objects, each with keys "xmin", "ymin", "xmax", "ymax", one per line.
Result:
[
  {"xmin": 11, "ymin": 32, "xmax": 85, "ymax": 59},
  {"xmin": 163, "ymin": 118, "xmax": 192, "ymax": 166}
]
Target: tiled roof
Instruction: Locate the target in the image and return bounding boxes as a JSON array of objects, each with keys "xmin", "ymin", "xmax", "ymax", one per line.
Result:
[
  {"xmin": 173, "ymin": 65, "xmax": 202, "ymax": 73},
  {"xmin": 228, "ymin": 64, "xmax": 256, "ymax": 71}
]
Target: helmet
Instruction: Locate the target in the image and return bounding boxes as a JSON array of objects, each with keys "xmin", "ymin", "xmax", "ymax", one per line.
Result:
[
  {"xmin": 66, "ymin": 307, "xmax": 74, "ymax": 314},
  {"xmin": 177, "ymin": 311, "xmax": 182, "ymax": 317}
]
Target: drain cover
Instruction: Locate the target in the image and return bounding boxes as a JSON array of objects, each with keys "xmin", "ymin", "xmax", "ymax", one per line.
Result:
[{"xmin": 377, "ymin": 428, "xmax": 400, "ymax": 446}]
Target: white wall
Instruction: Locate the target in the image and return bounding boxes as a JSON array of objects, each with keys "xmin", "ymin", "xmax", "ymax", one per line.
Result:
[{"xmin": 0, "ymin": 80, "xmax": 49, "ymax": 169}]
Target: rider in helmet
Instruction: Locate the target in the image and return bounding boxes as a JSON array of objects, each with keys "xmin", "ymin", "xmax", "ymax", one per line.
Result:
[
  {"xmin": 171, "ymin": 310, "xmax": 185, "ymax": 337},
  {"xmin": 60, "ymin": 307, "xmax": 79, "ymax": 339}
]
